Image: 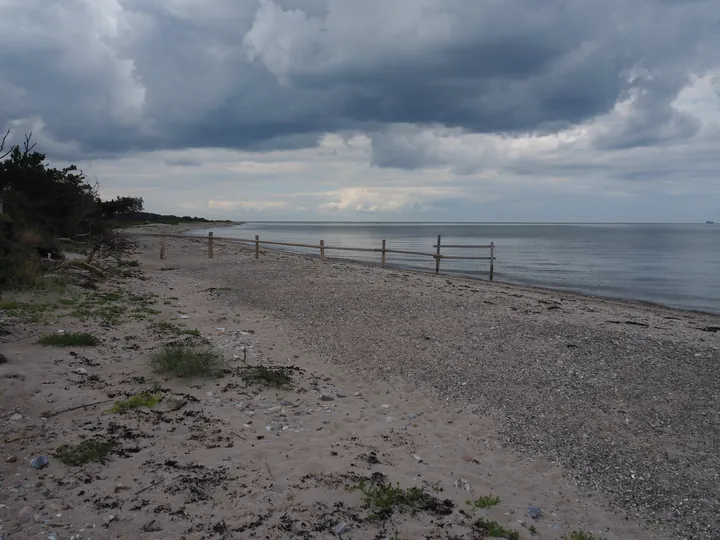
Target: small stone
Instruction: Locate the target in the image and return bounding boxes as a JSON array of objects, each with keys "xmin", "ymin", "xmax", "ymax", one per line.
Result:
[
  {"xmin": 73, "ymin": 368, "xmax": 87, "ymax": 375},
  {"xmin": 31, "ymin": 456, "xmax": 50, "ymax": 469},
  {"xmin": 353, "ymin": 392, "xmax": 361, "ymax": 396},
  {"xmin": 178, "ymin": 314, "xmax": 190, "ymax": 319},
  {"xmin": 381, "ymin": 404, "xmax": 390, "ymax": 408},
  {"xmin": 42, "ymin": 487, "xmax": 52, "ymax": 498},
  {"xmin": 48, "ymin": 533, "xmax": 58, "ymax": 540},
  {"xmin": 413, "ymin": 454, "xmax": 423, "ymax": 463},
  {"xmin": 279, "ymin": 400, "xmax": 291, "ymax": 406},
  {"xmin": 385, "ymin": 416, "xmax": 396, "ymax": 422},
  {"xmin": 266, "ymin": 425, "xmax": 282, "ymax": 432},
  {"xmin": 407, "ymin": 413, "xmax": 418, "ymax": 420},
  {"xmin": 336, "ymin": 393, "xmax": 347, "ymax": 398},
  {"xmin": 9, "ymin": 413, "xmax": 22, "ymax": 422},
  {"xmin": 320, "ymin": 395, "xmax": 335, "ymax": 402},
  {"xmin": 454, "ymin": 478, "xmax": 472, "ymax": 491},
  {"xmin": 527, "ymin": 506, "xmax": 542, "ymax": 519},
  {"xmin": 462, "ymin": 455, "xmax": 474, "ymax": 462},
  {"xmin": 18, "ymin": 505, "xmax": 34, "ymax": 521}
]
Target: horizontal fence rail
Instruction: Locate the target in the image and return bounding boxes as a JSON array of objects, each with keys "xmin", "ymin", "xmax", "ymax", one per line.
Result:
[{"xmin": 127, "ymin": 231, "xmax": 496, "ymax": 280}]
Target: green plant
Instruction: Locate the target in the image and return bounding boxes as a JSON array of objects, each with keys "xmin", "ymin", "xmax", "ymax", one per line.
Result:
[
  {"xmin": 529, "ymin": 524, "xmax": 538, "ymax": 535},
  {"xmin": 473, "ymin": 518, "xmax": 520, "ymax": 540},
  {"xmin": 347, "ymin": 476, "xmax": 452, "ymax": 519},
  {"xmin": 564, "ymin": 532, "xmax": 606, "ymax": 540},
  {"xmin": 55, "ymin": 439, "xmax": 114, "ymax": 466},
  {"xmin": 39, "ymin": 332, "xmax": 99, "ymax": 346},
  {"xmin": 149, "ymin": 345, "xmax": 223, "ymax": 378},
  {"xmin": 241, "ymin": 365, "xmax": 292, "ymax": 388},
  {"xmin": 466, "ymin": 495, "xmax": 501, "ymax": 509},
  {"xmin": 109, "ymin": 390, "xmax": 162, "ymax": 413}
]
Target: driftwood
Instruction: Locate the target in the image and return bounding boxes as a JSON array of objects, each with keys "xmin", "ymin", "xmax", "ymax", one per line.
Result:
[
  {"xmin": 43, "ymin": 398, "xmax": 114, "ymax": 418},
  {"xmin": 58, "ymin": 259, "xmax": 106, "ymax": 277}
]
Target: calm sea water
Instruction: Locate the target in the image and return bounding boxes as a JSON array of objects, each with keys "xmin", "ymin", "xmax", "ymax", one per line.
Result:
[{"xmin": 193, "ymin": 223, "xmax": 720, "ymax": 314}]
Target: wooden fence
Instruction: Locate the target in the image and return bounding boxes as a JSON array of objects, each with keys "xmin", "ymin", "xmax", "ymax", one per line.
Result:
[{"xmin": 137, "ymin": 232, "xmax": 496, "ymax": 280}]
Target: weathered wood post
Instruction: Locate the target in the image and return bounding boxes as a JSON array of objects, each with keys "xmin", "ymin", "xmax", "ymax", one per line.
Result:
[
  {"xmin": 381, "ymin": 239, "xmax": 386, "ymax": 267},
  {"xmin": 435, "ymin": 234, "xmax": 441, "ymax": 274},
  {"xmin": 160, "ymin": 236, "xmax": 166, "ymax": 260},
  {"xmin": 489, "ymin": 242, "xmax": 495, "ymax": 281},
  {"xmin": 320, "ymin": 239, "xmax": 325, "ymax": 261},
  {"xmin": 208, "ymin": 232, "xmax": 214, "ymax": 259},
  {"xmin": 255, "ymin": 235, "xmax": 260, "ymax": 259}
]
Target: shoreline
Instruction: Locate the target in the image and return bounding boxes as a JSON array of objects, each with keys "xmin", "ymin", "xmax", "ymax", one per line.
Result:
[{"xmin": 129, "ymin": 224, "xmax": 720, "ymax": 318}]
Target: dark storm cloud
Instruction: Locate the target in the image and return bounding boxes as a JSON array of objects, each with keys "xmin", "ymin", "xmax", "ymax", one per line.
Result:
[{"xmin": 0, "ymin": 0, "xmax": 718, "ymax": 161}]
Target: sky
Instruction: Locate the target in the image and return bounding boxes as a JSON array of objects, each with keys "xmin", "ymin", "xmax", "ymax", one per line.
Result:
[{"xmin": 1, "ymin": 0, "xmax": 719, "ymax": 222}]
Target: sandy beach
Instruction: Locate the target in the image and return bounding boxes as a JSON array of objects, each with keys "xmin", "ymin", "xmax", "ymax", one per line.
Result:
[{"xmin": 1, "ymin": 226, "xmax": 718, "ymax": 540}]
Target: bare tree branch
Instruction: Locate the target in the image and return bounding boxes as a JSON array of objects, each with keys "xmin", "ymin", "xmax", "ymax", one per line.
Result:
[{"xmin": 0, "ymin": 129, "xmax": 11, "ymax": 160}]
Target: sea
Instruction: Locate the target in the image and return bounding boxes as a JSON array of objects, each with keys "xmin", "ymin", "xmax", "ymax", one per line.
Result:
[{"xmin": 192, "ymin": 222, "xmax": 720, "ymax": 314}]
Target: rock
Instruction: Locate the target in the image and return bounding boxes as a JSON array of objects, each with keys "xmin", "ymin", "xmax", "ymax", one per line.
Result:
[
  {"xmin": 73, "ymin": 368, "xmax": 87, "ymax": 375},
  {"xmin": 320, "ymin": 395, "xmax": 335, "ymax": 401},
  {"xmin": 6, "ymin": 455, "xmax": 17, "ymax": 463},
  {"xmin": 265, "ymin": 425, "xmax": 282, "ymax": 432},
  {"xmin": 381, "ymin": 404, "xmax": 390, "ymax": 408},
  {"xmin": 333, "ymin": 521, "xmax": 352, "ymax": 535},
  {"xmin": 407, "ymin": 413, "xmax": 418, "ymax": 420},
  {"xmin": 336, "ymin": 393, "xmax": 347, "ymax": 398},
  {"xmin": 30, "ymin": 456, "xmax": 49, "ymax": 469},
  {"xmin": 527, "ymin": 506, "xmax": 542, "ymax": 519},
  {"xmin": 18, "ymin": 505, "xmax": 34, "ymax": 522},
  {"xmin": 48, "ymin": 533, "xmax": 58, "ymax": 540},
  {"xmin": 280, "ymin": 400, "xmax": 292, "ymax": 406},
  {"xmin": 413, "ymin": 454, "xmax": 423, "ymax": 463},
  {"xmin": 9, "ymin": 413, "xmax": 23, "ymax": 422},
  {"xmin": 454, "ymin": 478, "xmax": 472, "ymax": 491},
  {"xmin": 0, "ymin": 352, "xmax": 7, "ymax": 364},
  {"xmin": 42, "ymin": 487, "xmax": 52, "ymax": 498}
]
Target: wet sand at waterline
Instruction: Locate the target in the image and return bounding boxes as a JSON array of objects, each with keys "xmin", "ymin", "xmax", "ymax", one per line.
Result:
[{"xmin": 1, "ymin": 224, "xmax": 718, "ymax": 539}]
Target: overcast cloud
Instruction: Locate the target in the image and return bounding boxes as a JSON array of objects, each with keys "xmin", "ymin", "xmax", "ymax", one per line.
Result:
[{"xmin": 1, "ymin": 0, "xmax": 719, "ymax": 221}]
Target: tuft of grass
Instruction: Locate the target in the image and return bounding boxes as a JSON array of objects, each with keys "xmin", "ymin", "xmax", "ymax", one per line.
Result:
[
  {"xmin": 124, "ymin": 259, "xmax": 141, "ymax": 267},
  {"xmin": 528, "ymin": 524, "xmax": 538, "ymax": 535},
  {"xmin": 466, "ymin": 495, "xmax": 501, "ymax": 509},
  {"xmin": 348, "ymin": 475, "xmax": 453, "ymax": 519},
  {"xmin": 39, "ymin": 332, "xmax": 99, "ymax": 347},
  {"xmin": 564, "ymin": 533, "xmax": 606, "ymax": 540},
  {"xmin": 473, "ymin": 518, "xmax": 520, "ymax": 540},
  {"xmin": 241, "ymin": 365, "xmax": 292, "ymax": 388},
  {"xmin": 109, "ymin": 389, "xmax": 162, "ymax": 413},
  {"xmin": 150, "ymin": 345, "xmax": 223, "ymax": 378},
  {"xmin": 55, "ymin": 438, "xmax": 114, "ymax": 466}
]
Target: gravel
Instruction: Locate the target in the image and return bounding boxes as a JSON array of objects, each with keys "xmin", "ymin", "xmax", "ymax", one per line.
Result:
[{"xmin": 170, "ymin": 239, "xmax": 720, "ymax": 540}]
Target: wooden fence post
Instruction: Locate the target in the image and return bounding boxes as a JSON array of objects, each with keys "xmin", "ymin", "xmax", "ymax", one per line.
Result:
[
  {"xmin": 208, "ymin": 232, "xmax": 214, "ymax": 259},
  {"xmin": 489, "ymin": 242, "xmax": 495, "ymax": 281},
  {"xmin": 435, "ymin": 234, "xmax": 441, "ymax": 274},
  {"xmin": 320, "ymin": 239, "xmax": 325, "ymax": 261},
  {"xmin": 381, "ymin": 239, "xmax": 386, "ymax": 267},
  {"xmin": 255, "ymin": 235, "xmax": 260, "ymax": 259},
  {"xmin": 160, "ymin": 236, "xmax": 166, "ymax": 260}
]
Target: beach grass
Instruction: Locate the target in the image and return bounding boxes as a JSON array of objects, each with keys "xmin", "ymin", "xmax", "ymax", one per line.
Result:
[
  {"xmin": 149, "ymin": 345, "xmax": 223, "ymax": 377},
  {"xmin": 39, "ymin": 332, "xmax": 99, "ymax": 347}
]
